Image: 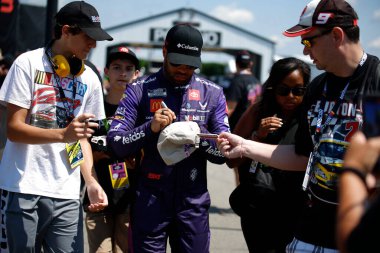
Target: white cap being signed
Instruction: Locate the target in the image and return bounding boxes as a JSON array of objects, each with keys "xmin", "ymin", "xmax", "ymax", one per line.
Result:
[{"xmin": 157, "ymin": 121, "xmax": 200, "ymax": 165}]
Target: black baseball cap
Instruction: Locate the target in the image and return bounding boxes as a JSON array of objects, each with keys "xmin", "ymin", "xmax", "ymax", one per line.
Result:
[
  {"xmin": 56, "ymin": 1, "xmax": 113, "ymax": 41},
  {"xmin": 283, "ymin": 0, "xmax": 358, "ymax": 37},
  {"xmin": 106, "ymin": 46, "xmax": 140, "ymax": 70},
  {"xmin": 165, "ymin": 24, "xmax": 203, "ymax": 69},
  {"xmin": 235, "ymin": 51, "xmax": 252, "ymax": 64}
]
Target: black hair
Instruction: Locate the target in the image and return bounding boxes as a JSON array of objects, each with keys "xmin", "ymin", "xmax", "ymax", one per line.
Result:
[
  {"xmin": 53, "ymin": 24, "xmax": 82, "ymax": 39},
  {"xmin": 253, "ymin": 57, "xmax": 311, "ymax": 129},
  {"xmin": 342, "ymin": 25, "xmax": 360, "ymax": 42},
  {"xmin": 236, "ymin": 60, "xmax": 252, "ymax": 69}
]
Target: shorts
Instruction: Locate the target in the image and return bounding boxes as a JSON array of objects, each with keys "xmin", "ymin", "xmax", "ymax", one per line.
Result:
[
  {"xmin": 0, "ymin": 189, "xmax": 82, "ymax": 253},
  {"xmin": 286, "ymin": 238, "xmax": 338, "ymax": 253}
]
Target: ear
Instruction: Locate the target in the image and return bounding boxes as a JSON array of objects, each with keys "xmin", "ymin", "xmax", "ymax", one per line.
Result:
[
  {"xmin": 163, "ymin": 46, "xmax": 167, "ymax": 58},
  {"xmin": 61, "ymin": 25, "xmax": 71, "ymax": 37},
  {"xmin": 134, "ymin": 69, "xmax": 140, "ymax": 78},
  {"xmin": 331, "ymin": 27, "xmax": 344, "ymax": 47},
  {"xmin": 104, "ymin": 67, "xmax": 109, "ymax": 77}
]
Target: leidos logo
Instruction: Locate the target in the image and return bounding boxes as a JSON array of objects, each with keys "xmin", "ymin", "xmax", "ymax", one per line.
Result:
[
  {"xmin": 122, "ymin": 131, "xmax": 145, "ymax": 144},
  {"xmin": 150, "ymin": 99, "xmax": 163, "ymax": 112},
  {"xmin": 205, "ymin": 146, "xmax": 224, "ymax": 157}
]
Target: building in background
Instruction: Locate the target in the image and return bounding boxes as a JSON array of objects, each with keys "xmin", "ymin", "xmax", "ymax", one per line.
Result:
[
  {"xmin": 0, "ymin": 3, "xmax": 320, "ymax": 83},
  {"xmin": 89, "ymin": 8, "xmax": 276, "ymax": 83}
]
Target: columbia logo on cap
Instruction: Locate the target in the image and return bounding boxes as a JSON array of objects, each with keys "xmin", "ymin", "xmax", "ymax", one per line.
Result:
[
  {"xmin": 176, "ymin": 43, "xmax": 199, "ymax": 52},
  {"xmin": 165, "ymin": 24, "xmax": 203, "ymax": 68}
]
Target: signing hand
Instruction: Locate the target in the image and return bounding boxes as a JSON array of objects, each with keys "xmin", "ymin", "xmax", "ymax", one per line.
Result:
[{"xmin": 151, "ymin": 108, "xmax": 176, "ymax": 133}]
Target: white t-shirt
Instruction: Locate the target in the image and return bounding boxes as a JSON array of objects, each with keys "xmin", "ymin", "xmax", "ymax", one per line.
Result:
[{"xmin": 0, "ymin": 48, "xmax": 105, "ymax": 199}]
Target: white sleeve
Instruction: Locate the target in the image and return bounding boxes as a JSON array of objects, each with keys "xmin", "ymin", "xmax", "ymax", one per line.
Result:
[{"xmin": 0, "ymin": 55, "xmax": 33, "ymax": 109}]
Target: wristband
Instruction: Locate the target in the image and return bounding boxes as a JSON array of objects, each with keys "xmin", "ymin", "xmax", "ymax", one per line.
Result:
[
  {"xmin": 240, "ymin": 140, "xmax": 244, "ymax": 158},
  {"xmin": 340, "ymin": 167, "xmax": 367, "ymax": 186}
]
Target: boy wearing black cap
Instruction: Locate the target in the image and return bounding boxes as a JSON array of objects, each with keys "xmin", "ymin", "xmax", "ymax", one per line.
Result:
[
  {"xmin": 107, "ymin": 24, "xmax": 230, "ymax": 253},
  {"xmin": 0, "ymin": 1, "xmax": 112, "ymax": 252},
  {"xmin": 217, "ymin": 0, "xmax": 380, "ymax": 252},
  {"xmin": 83, "ymin": 46, "xmax": 140, "ymax": 253}
]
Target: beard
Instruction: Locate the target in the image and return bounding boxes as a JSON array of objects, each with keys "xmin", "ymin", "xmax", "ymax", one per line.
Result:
[{"xmin": 163, "ymin": 61, "xmax": 192, "ymax": 86}]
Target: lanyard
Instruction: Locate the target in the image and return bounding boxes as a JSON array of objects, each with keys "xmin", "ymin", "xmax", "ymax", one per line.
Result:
[
  {"xmin": 313, "ymin": 82, "xmax": 349, "ymax": 146},
  {"xmin": 302, "ymin": 52, "xmax": 368, "ymax": 195},
  {"xmin": 55, "ymin": 75, "xmax": 77, "ymax": 122},
  {"xmin": 46, "ymin": 48, "xmax": 77, "ymax": 124},
  {"xmin": 313, "ymin": 52, "xmax": 367, "ymax": 150}
]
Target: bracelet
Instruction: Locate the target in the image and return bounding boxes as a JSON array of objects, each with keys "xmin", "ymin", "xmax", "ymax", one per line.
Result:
[
  {"xmin": 240, "ymin": 140, "xmax": 244, "ymax": 158},
  {"xmin": 340, "ymin": 167, "xmax": 368, "ymax": 186}
]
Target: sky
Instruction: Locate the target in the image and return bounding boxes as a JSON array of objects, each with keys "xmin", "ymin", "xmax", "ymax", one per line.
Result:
[{"xmin": 22, "ymin": 0, "xmax": 380, "ymax": 61}]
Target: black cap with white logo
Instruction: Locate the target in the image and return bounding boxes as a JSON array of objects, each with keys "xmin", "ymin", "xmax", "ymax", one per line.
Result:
[
  {"xmin": 165, "ymin": 24, "xmax": 203, "ymax": 69},
  {"xmin": 56, "ymin": 1, "xmax": 113, "ymax": 41}
]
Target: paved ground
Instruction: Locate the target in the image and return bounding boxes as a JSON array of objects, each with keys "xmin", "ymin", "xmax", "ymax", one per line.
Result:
[
  {"xmin": 206, "ymin": 163, "xmax": 248, "ymax": 253},
  {"xmin": 84, "ymin": 162, "xmax": 248, "ymax": 252}
]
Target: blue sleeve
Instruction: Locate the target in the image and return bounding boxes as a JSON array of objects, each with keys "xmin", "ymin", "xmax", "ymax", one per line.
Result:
[
  {"xmin": 198, "ymin": 89, "xmax": 230, "ymax": 164},
  {"xmin": 107, "ymin": 83, "xmax": 155, "ymax": 159}
]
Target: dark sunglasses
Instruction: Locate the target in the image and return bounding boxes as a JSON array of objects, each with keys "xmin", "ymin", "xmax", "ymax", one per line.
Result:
[
  {"xmin": 169, "ymin": 62, "xmax": 197, "ymax": 70},
  {"xmin": 272, "ymin": 85, "xmax": 306, "ymax": 96},
  {"xmin": 301, "ymin": 29, "xmax": 332, "ymax": 48}
]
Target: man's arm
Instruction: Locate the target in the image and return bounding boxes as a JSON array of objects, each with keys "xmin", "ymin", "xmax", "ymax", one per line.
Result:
[
  {"xmin": 218, "ymin": 132, "xmax": 308, "ymax": 171},
  {"xmin": 243, "ymin": 141, "xmax": 308, "ymax": 171},
  {"xmin": 80, "ymin": 138, "xmax": 108, "ymax": 212}
]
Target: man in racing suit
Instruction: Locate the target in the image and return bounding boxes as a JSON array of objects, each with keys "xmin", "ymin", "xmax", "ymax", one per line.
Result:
[{"xmin": 107, "ymin": 24, "xmax": 229, "ymax": 253}]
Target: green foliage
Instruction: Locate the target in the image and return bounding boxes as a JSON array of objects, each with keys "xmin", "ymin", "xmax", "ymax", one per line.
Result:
[{"xmin": 200, "ymin": 63, "xmax": 226, "ymax": 77}]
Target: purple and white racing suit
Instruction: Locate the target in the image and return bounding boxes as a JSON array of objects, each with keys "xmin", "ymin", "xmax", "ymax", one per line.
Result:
[{"xmin": 107, "ymin": 68, "xmax": 230, "ymax": 253}]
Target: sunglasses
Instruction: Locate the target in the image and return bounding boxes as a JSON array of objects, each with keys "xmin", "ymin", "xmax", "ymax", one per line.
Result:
[
  {"xmin": 273, "ymin": 85, "xmax": 306, "ymax": 96},
  {"xmin": 301, "ymin": 29, "xmax": 332, "ymax": 48},
  {"xmin": 169, "ymin": 62, "xmax": 197, "ymax": 70}
]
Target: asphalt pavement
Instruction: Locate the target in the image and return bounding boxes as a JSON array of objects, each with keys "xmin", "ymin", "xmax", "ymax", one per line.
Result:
[{"xmin": 84, "ymin": 162, "xmax": 248, "ymax": 252}]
